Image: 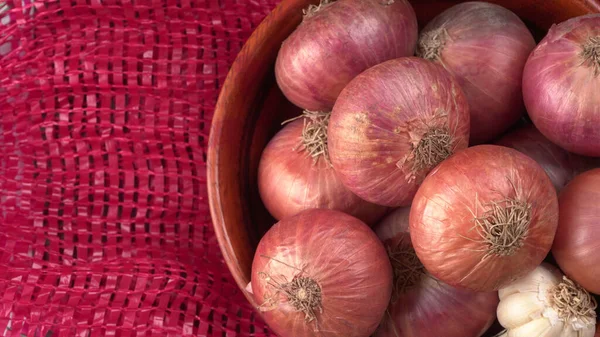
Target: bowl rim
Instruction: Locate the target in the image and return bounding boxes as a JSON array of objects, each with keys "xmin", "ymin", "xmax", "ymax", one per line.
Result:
[{"xmin": 207, "ymin": 0, "xmax": 321, "ymax": 308}]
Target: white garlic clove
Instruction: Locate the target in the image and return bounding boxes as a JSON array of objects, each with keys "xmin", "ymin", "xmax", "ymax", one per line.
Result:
[
  {"xmin": 578, "ymin": 326, "xmax": 596, "ymax": 337},
  {"xmin": 499, "ymin": 263, "xmax": 561, "ymax": 300},
  {"xmin": 498, "ymin": 292, "xmax": 546, "ymax": 328},
  {"xmin": 507, "ymin": 317, "xmax": 554, "ymax": 337},
  {"xmin": 557, "ymin": 324, "xmax": 576, "ymax": 337}
]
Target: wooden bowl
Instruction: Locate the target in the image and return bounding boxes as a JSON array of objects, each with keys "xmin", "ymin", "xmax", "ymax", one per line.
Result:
[{"xmin": 208, "ymin": 0, "xmax": 600, "ymax": 319}]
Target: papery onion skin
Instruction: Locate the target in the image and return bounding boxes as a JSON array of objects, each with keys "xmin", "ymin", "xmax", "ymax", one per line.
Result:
[
  {"xmin": 523, "ymin": 14, "xmax": 600, "ymax": 156},
  {"xmin": 251, "ymin": 209, "xmax": 393, "ymax": 337},
  {"xmin": 258, "ymin": 119, "xmax": 388, "ymax": 225},
  {"xmin": 275, "ymin": 0, "xmax": 418, "ymax": 111},
  {"xmin": 417, "ymin": 2, "xmax": 535, "ymax": 144},
  {"xmin": 552, "ymin": 169, "xmax": 600, "ymax": 295},
  {"xmin": 374, "ymin": 207, "xmax": 499, "ymax": 337},
  {"xmin": 409, "ymin": 145, "xmax": 558, "ymax": 292},
  {"xmin": 495, "ymin": 124, "xmax": 594, "ymax": 192},
  {"xmin": 328, "ymin": 57, "xmax": 470, "ymax": 207}
]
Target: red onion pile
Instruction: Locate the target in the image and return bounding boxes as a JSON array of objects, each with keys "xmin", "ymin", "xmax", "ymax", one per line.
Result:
[
  {"xmin": 417, "ymin": 2, "xmax": 535, "ymax": 144},
  {"xmin": 249, "ymin": 2, "xmax": 600, "ymax": 336},
  {"xmin": 374, "ymin": 207, "xmax": 499, "ymax": 337}
]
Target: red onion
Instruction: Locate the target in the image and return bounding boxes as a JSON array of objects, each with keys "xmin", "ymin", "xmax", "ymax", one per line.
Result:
[
  {"xmin": 552, "ymin": 169, "xmax": 600, "ymax": 295},
  {"xmin": 328, "ymin": 57, "xmax": 470, "ymax": 207},
  {"xmin": 495, "ymin": 124, "xmax": 594, "ymax": 192},
  {"xmin": 275, "ymin": 0, "xmax": 418, "ymax": 111},
  {"xmin": 417, "ymin": 2, "xmax": 535, "ymax": 144},
  {"xmin": 251, "ymin": 209, "xmax": 392, "ymax": 337},
  {"xmin": 523, "ymin": 14, "xmax": 600, "ymax": 156},
  {"xmin": 409, "ymin": 145, "xmax": 558, "ymax": 291},
  {"xmin": 258, "ymin": 112, "xmax": 387, "ymax": 225},
  {"xmin": 374, "ymin": 207, "xmax": 499, "ymax": 337},
  {"xmin": 596, "ymin": 324, "xmax": 600, "ymax": 337}
]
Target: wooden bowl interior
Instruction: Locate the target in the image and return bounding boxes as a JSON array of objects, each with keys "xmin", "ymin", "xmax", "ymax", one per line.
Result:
[{"xmin": 208, "ymin": 0, "xmax": 600, "ymax": 313}]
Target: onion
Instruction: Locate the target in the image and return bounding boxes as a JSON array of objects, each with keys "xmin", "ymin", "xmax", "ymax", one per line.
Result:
[
  {"xmin": 258, "ymin": 111, "xmax": 388, "ymax": 225},
  {"xmin": 409, "ymin": 145, "xmax": 559, "ymax": 291},
  {"xmin": 596, "ymin": 324, "xmax": 600, "ymax": 337},
  {"xmin": 250, "ymin": 209, "xmax": 392, "ymax": 337},
  {"xmin": 275, "ymin": 0, "xmax": 418, "ymax": 111},
  {"xmin": 495, "ymin": 124, "xmax": 594, "ymax": 192},
  {"xmin": 552, "ymin": 168, "xmax": 600, "ymax": 295},
  {"xmin": 522, "ymin": 14, "xmax": 600, "ymax": 156},
  {"xmin": 373, "ymin": 207, "xmax": 499, "ymax": 337},
  {"xmin": 328, "ymin": 57, "xmax": 470, "ymax": 207},
  {"xmin": 416, "ymin": 2, "xmax": 535, "ymax": 144}
]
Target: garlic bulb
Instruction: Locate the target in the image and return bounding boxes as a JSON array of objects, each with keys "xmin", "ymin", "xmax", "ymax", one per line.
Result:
[{"xmin": 497, "ymin": 263, "xmax": 597, "ymax": 337}]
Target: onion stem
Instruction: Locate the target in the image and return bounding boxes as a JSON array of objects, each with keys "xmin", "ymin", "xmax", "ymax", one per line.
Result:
[
  {"xmin": 581, "ymin": 36, "xmax": 600, "ymax": 76},
  {"xmin": 416, "ymin": 28, "xmax": 449, "ymax": 61}
]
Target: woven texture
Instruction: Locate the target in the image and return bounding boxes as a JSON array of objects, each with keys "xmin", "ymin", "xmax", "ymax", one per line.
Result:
[{"xmin": 0, "ymin": 0, "xmax": 278, "ymax": 335}]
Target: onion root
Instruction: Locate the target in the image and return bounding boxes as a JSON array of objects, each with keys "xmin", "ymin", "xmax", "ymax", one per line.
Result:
[
  {"xmin": 387, "ymin": 245, "xmax": 425, "ymax": 302},
  {"xmin": 549, "ymin": 276, "xmax": 597, "ymax": 325},
  {"xmin": 581, "ymin": 36, "xmax": 600, "ymax": 76},
  {"xmin": 302, "ymin": 0, "xmax": 334, "ymax": 20},
  {"xmin": 416, "ymin": 28, "xmax": 449, "ymax": 62},
  {"xmin": 256, "ymin": 255, "xmax": 324, "ymax": 324},
  {"xmin": 396, "ymin": 111, "xmax": 454, "ymax": 182},
  {"xmin": 283, "ymin": 110, "xmax": 332, "ymax": 164},
  {"xmin": 471, "ymin": 197, "xmax": 531, "ymax": 257}
]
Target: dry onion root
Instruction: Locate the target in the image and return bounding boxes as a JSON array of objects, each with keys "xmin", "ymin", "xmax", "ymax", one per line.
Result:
[
  {"xmin": 258, "ymin": 110, "xmax": 387, "ymax": 225},
  {"xmin": 283, "ymin": 110, "xmax": 333, "ymax": 164},
  {"xmin": 497, "ymin": 263, "xmax": 597, "ymax": 337}
]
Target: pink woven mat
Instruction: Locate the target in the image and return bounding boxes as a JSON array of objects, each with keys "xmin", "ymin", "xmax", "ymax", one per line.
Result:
[{"xmin": 0, "ymin": 0, "xmax": 278, "ymax": 335}]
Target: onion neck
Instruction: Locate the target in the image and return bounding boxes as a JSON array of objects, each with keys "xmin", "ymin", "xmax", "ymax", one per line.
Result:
[
  {"xmin": 412, "ymin": 127, "xmax": 452, "ymax": 174},
  {"xmin": 417, "ymin": 28, "xmax": 449, "ymax": 62},
  {"xmin": 283, "ymin": 110, "xmax": 332, "ymax": 165},
  {"xmin": 549, "ymin": 276, "xmax": 597, "ymax": 327},
  {"xmin": 387, "ymin": 244, "xmax": 425, "ymax": 302},
  {"xmin": 472, "ymin": 197, "xmax": 532, "ymax": 257},
  {"xmin": 284, "ymin": 276, "xmax": 323, "ymax": 322},
  {"xmin": 581, "ymin": 36, "xmax": 600, "ymax": 76},
  {"xmin": 302, "ymin": 0, "xmax": 333, "ymax": 20}
]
